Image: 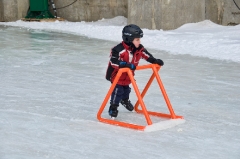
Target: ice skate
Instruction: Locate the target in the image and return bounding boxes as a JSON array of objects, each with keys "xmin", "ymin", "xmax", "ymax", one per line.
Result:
[
  {"xmin": 108, "ymin": 104, "xmax": 119, "ymax": 118},
  {"xmin": 120, "ymin": 99, "xmax": 134, "ymax": 111}
]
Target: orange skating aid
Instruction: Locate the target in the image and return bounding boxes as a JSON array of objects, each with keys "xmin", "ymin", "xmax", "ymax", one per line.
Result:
[{"xmin": 97, "ymin": 64, "xmax": 184, "ymax": 131}]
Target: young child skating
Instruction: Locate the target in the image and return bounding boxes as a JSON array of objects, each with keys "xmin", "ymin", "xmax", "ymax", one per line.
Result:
[{"xmin": 106, "ymin": 24, "xmax": 164, "ymax": 118}]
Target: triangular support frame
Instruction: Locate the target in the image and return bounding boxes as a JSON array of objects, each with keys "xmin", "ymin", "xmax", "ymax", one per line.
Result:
[{"xmin": 97, "ymin": 64, "xmax": 183, "ymax": 131}]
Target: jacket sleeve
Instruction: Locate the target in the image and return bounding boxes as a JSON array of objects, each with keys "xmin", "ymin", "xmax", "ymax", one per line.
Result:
[
  {"xmin": 142, "ymin": 47, "xmax": 156, "ymax": 63},
  {"xmin": 110, "ymin": 49, "xmax": 120, "ymax": 69},
  {"xmin": 109, "ymin": 44, "xmax": 125, "ymax": 69}
]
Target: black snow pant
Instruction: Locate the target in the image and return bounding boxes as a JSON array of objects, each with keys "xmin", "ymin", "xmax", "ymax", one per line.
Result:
[{"xmin": 110, "ymin": 84, "xmax": 131, "ymax": 105}]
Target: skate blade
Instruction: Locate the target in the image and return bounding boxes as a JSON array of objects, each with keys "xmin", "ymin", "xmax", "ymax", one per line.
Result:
[{"xmin": 111, "ymin": 117, "xmax": 115, "ymax": 120}]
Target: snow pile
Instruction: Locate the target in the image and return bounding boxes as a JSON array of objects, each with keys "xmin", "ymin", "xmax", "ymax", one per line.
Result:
[
  {"xmin": 0, "ymin": 16, "xmax": 240, "ymax": 62},
  {"xmin": 176, "ymin": 20, "xmax": 224, "ymax": 30},
  {"xmin": 144, "ymin": 119, "xmax": 186, "ymax": 132},
  {"xmin": 90, "ymin": 16, "xmax": 127, "ymax": 26}
]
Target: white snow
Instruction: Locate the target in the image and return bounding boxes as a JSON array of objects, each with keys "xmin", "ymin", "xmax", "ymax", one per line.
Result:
[
  {"xmin": 0, "ymin": 17, "xmax": 240, "ymax": 159},
  {"xmin": 0, "ymin": 16, "xmax": 240, "ymax": 62},
  {"xmin": 144, "ymin": 119, "xmax": 186, "ymax": 132}
]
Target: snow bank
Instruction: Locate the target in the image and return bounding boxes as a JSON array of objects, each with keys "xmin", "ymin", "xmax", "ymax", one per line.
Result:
[
  {"xmin": 144, "ymin": 119, "xmax": 186, "ymax": 132},
  {"xmin": 0, "ymin": 16, "xmax": 239, "ymax": 62},
  {"xmin": 176, "ymin": 20, "xmax": 224, "ymax": 30}
]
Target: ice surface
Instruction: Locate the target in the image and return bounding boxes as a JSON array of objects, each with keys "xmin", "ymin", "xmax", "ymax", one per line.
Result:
[{"xmin": 0, "ymin": 20, "xmax": 240, "ymax": 159}]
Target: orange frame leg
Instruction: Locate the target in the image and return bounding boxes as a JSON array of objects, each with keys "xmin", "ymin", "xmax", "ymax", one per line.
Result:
[{"xmin": 97, "ymin": 64, "xmax": 183, "ymax": 131}]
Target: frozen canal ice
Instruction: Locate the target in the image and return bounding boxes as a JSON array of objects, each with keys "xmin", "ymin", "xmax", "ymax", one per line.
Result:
[{"xmin": 0, "ymin": 26, "xmax": 240, "ymax": 159}]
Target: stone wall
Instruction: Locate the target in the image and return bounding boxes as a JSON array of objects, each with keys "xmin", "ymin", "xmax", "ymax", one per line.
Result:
[
  {"xmin": 206, "ymin": 0, "xmax": 240, "ymax": 25},
  {"xmin": 1, "ymin": 0, "xmax": 240, "ymax": 29},
  {"xmin": 128, "ymin": 0, "xmax": 205, "ymax": 30},
  {"xmin": 0, "ymin": 0, "xmax": 29, "ymax": 22},
  {"xmin": 0, "ymin": 0, "xmax": 3, "ymax": 21},
  {"xmin": 128, "ymin": 0, "xmax": 240, "ymax": 30},
  {"xmin": 0, "ymin": 0, "xmax": 127, "ymax": 22},
  {"xmin": 2, "ymin": 0, "xmax": 18, "ymax": 22},
  {"xmin": 53, "ymin": 0, "xmax": 127, "ymax": 22},
  {"xmin": 17, "ymin": 0, "xmax": 29, "ymax": 20}
]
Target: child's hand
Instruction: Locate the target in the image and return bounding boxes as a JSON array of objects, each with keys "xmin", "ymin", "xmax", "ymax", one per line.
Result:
[
  {"xmin": 119, "ymin": 61, "xmax": 127, "ymax": 67},
  {"xmin": 119, "ymin": 61, "xmax": 136, "ymax": 70},
  {"xmin": 126, "ymin": 63, "xmax": 136, "ymax": 70}
]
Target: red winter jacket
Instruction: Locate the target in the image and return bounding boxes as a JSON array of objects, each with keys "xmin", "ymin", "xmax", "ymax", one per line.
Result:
[{"xmin": 106, "ymin": 41, "xmax": 156, "ymax": 85}]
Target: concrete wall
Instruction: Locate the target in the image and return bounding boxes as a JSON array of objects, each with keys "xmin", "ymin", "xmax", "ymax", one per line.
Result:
[
  {"xmin": 128, "ymin": 0, "xmax": 240, "ymax": 30},
  {"xmin": 52, "ymin": 0, "xmax": 127, "ymax": 22},
  {"xmin": 0, "ymin": 0, "xmax": 127, "ymax": 22},
  {"xmin": 128, "ymin": 0, "xmax": 205, "ymax": 30},
  {"xmin": 161, "ymin": 0, "xmax": 205, "ymax": 30},
  {"xmin": 0, "ymin": 0, "xmax": 29, "ymax": 22},
  {"xmin": 0, "ymin": 0, "xmax": 3, "ymax": 21},
  {"xmin": 2, "ymin": 0, "xmax": 18, "ymax": 22},
  {"xmin": 206, "ymin": 0, "xmax": 240, "ymax": 25},
  {"xmin": 1, "ymin": 0, "xmax": 239, "ymax": 29},
  {"xmin": 17, "ymin": 0, "xmax": 29, "ymax": 20}
]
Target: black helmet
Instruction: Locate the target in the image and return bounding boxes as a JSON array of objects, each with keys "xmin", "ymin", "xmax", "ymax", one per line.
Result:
[{"xmin": 122, "ymin": 24, "xmax": 143, "ymax": 43}]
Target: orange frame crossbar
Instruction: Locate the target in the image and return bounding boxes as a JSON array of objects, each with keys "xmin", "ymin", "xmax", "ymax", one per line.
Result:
[{"xmin": 97, "ymin": 64, "xmax": 183, "ymax": 131}]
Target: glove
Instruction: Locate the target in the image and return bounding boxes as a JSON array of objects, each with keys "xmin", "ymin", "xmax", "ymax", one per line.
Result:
[
  {"xmin": 119, "ymin": 61, "xmax": 136, "ymax": 70},
  {"xmin": 126, "ymin": 63, "xmax": 136, "ymax": 70},
  {"xmin": 119, "ymin": 61, "xmax": 127, "ymax": 68},
  {"xmin": 154, "ymin": 59, "xmax": 164, "ymax": 66}
]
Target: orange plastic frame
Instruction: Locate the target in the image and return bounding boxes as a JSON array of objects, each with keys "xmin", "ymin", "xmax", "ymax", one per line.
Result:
[{"xmin": 97, "ymin": 64, "xmax": 183, "ymax": 131}]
